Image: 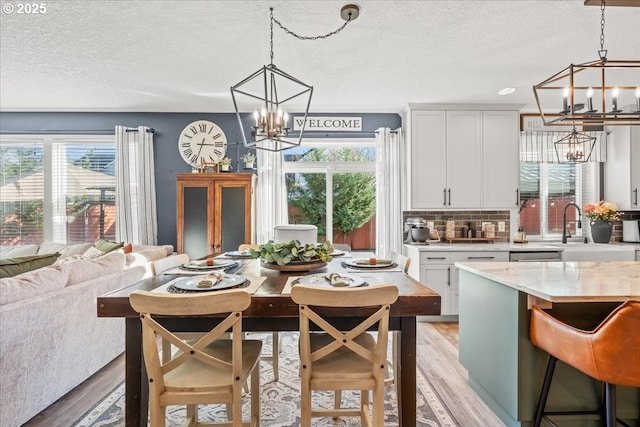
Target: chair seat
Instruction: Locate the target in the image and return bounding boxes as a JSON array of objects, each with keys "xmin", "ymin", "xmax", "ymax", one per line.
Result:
[
  {"xmin": 165, "ymin": 340, "xmax": 262, "ymax": 391},
  {"xmin": 309, "ymin": 333, "xmax": 376, "ymax": 379}
]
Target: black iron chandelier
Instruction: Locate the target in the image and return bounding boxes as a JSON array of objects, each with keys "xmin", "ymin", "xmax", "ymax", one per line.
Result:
[
  {"xmin": 533, "ymin": 0, "xmax": 640, "ymax": 127},
  {"xmin": 230, "ymin": 5, "xmax": 360, "ymax": 152}
]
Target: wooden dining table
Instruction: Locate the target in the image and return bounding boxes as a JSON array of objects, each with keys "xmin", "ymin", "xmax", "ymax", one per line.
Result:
[{"xmin": 97, "ymin": 255, "xmax": 441, "ymax": 426}]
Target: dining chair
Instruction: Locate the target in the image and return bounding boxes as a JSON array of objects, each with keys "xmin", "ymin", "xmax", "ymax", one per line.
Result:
[
  {"xmin": 291, "ymin": 283, "xmax": 399, "ymax": 427},
  {"xmin": 333, "ymin": 251, "xmax": 408, "ymax": 411},
  {"xmin": 150, "ymin": 253, "xmax": 189, "ymax": 276},
  {"xmin": 129, "ymin": 289, "xmax": 262, "ymax": 427}
]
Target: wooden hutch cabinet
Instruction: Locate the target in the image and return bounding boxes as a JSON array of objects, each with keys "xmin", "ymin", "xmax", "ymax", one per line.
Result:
[{"xmin": 176, "ymin": 173, "xmax": 256, "ymax": 258}]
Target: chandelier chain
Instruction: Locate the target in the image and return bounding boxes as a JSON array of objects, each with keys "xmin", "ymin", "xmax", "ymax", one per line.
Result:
[{"xmin": 599, "ymin": 0, "xmax": 607, "ymax": 58}]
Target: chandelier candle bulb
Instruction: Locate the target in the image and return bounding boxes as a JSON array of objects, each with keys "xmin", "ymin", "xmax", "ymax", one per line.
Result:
[
  {"xmin": 612, "ymin": 87, "xmax": 620, "ymax": 112},
  {"xmin": 586, "ymin": 87, "xmax": 594, "ymax": 111},
  {"xmin": 563, "ymin": 87, "xmax": 569, "ymax": 112}
]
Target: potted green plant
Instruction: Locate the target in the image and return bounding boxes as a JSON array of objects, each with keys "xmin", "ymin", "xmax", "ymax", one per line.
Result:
[
  {"xmin": 241, "ymin": 152, "xmax": 256, "ymax": 169},
  {"xmin": 219, "ymin": 157, "xmax": 232, "ymax": 171}
]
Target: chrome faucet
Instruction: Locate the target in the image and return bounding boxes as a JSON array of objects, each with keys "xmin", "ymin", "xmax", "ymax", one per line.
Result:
[{"xmin": 562, "ymin": 202, "xmax": 582, "ymax": 244}]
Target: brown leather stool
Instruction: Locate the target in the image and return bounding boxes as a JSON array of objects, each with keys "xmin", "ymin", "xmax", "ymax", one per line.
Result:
[{"xmin": 530, "ymin": 300, "xmax": 640, "ymax": 427}]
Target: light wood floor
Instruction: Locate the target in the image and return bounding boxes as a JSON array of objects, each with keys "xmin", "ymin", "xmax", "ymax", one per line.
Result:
[{"xmin": 23, "ymin": 322, "xmax": 505, "ymax": 427}]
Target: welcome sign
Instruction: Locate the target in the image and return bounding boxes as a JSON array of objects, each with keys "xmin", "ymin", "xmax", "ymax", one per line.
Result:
[{"xmin": 292, "ymin": 116, "xmax": 362, "ymax": 132}]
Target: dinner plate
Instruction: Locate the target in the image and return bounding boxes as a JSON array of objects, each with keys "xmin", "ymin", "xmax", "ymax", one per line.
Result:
[
  {"xmin": 297, "ymin": 273, "xmax": 366, "ymax": 288},
  {"xmin": 173, "ymin": 274, "xmax": 247, "ymax": 291},
  {"xmin": 181, "ymin": 259, "xmax": 237, "ymax": 270},
  {"xmin": 331, "ymin": 249, "xmax": 346, "ymax": 257},
  {"xmin": 343, "ymin": 258, "xmax": 395, "ymax": 268},
  {"xmin": 223, "ymin": 250, "xmax": 253, "ymax": 259}
]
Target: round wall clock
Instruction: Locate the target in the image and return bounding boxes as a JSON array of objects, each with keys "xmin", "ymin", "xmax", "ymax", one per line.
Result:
[{"xmin": 178, "ymin": 120, "xmax": 227, "ymax": 167}]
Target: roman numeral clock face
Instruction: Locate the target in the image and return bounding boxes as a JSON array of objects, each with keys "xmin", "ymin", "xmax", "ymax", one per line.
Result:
[{"xmin": 178, "ymin": 120, "xmax": 227, "ymax": 167}]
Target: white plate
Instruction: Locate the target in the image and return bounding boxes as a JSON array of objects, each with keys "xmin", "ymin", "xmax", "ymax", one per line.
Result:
[
  {"xmin": 181, "ymin": 260, "xmax": 236, "ymax": 270},
  {"xmin": 331, "ymin": 249, "xmax": 345, "ymax": 257},
  {"xmin": 173, "ymin": 274, "xmax": 247, "ymax": 291},
  {"xmin": 223, "ymin": 250, "xmax": 253, "ymax": 258},
  {"xmin": 343, "ymin": 258, "xmax": 395, "ymax": 268},
  {"xmin": 297, "ymin": 273, "xmax": 366, "ymax": 288}
]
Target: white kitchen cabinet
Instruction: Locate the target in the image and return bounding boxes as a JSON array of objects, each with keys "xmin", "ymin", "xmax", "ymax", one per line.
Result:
[
  {"xmin": 406, "ymin": 105, "xmax": 521, "ymax": 210},
  {"xmin": 405, "ymin": 247, "xmax": 508, "ymax": 316},
  {"xmin": 605, "ymin": 126, "xmax": 640, "ymax": 210},
  {"xmin": 446, "ymin": 111, "xmax": 483, "ymax": 208},
  {"xmin": 482, "ymin": 111, "xmax": 520, "ymax": 208},
  {"xmin": 409, "ymin": 110, "xmax": 447, "ymax": 209}
]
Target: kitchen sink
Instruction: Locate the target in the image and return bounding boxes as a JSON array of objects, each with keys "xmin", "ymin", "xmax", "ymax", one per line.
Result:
[{"xmin": 544, "ymin": 242, "xmax": 636, "ymax": 261}]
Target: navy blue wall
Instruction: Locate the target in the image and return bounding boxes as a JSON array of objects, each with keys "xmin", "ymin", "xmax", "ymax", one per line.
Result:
[{"xmin": 0, "ymin": 112, "xmax": 400, "ymax": 248}]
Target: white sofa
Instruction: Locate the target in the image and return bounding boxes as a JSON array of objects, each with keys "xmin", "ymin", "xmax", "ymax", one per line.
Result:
[{"xmin": 0, "ymin": 243, "xmax": 174, "ymax": 426}]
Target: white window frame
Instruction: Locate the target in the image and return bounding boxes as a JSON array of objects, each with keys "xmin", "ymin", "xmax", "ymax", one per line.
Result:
[
  {"xmin": 1, "ymin": 134, "xmax": 115, "ymax": 243},
  {"xmin": 282, "ymin": 138, "xmax": 376, "ymax": 243}
]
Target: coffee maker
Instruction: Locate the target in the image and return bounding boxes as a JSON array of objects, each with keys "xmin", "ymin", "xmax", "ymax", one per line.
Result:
[{"xmin": 404, "ymin": 217, "xmax": 430, "ymax": 243}]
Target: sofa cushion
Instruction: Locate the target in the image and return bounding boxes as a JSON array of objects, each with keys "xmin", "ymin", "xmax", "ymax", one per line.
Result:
[
  {"xmin": 83, "ymin": 246, "xmax": 106, "ymax": 259},
  {"xmin": 0, "ymin": 264, "xmax": 69, "ymax": 305},
  {"xmin": 94, "ymin": 238, "xmax": 124, "ymax": 254},
  {"xmin": 38, "ymin": 242, "xmax": 94, "ymax": 258},
  {"xmin": 0, "ymin": 244, "xmax": 39, "ymax": 259},
  {"xmin": 0, "ymin": 253, "xmax": 60, "ymax": 278},
  {"xmin": 65, "ymin": 251, "xmax": 125, "ymax": 286}
]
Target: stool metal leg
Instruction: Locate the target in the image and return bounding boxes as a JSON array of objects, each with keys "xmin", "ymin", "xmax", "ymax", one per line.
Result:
[
  {"xmin": 534, "ymin": 355, "xmax": 558, "ymax": 427},
  {"xmin": 604, "ymin": 382, "xmax": 616, "ymax": 427}
]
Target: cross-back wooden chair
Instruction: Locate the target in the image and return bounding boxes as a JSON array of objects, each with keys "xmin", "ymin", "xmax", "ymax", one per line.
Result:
[
  {"xmin": 333, "ymin": 251, "xmax": 409, "ymax": 411},
  {"xmin": 129, "ymin": 289, "xmax": 262, "ymax": 427},
  {"xmin": 150, "ymin": 253, "xmax": 189, "ymax": 276},
  {"xmin": 291, "ymin": 283, "xmax": 399, "ymax": 427}
]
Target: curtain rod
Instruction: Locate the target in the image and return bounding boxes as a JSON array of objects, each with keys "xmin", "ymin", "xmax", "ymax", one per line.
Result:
[{"xmin": 0, "ymin": 127, "xmax": 155, "ymax": 135}]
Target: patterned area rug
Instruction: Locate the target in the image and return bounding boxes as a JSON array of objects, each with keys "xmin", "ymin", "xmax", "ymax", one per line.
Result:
[{"xmin": 73, "ymin": 333, "xmax": 458, "ymax": 427}]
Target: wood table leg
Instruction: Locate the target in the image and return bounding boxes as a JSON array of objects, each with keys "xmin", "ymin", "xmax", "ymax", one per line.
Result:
[
  {"xmin": 125, "ymin": 318, "xmax": 148, "ymax": 427},
  {"xmin": 398, "ymin": 316, "xmax": 417, "ymax": 427}
]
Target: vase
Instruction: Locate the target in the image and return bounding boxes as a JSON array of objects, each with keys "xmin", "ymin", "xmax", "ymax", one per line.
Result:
[{"xmin": 590, "ymin": 220, "xmax": 613, "ymax": 244}]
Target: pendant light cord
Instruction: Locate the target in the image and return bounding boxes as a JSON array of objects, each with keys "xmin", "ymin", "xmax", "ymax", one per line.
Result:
[
  {"xmin": 598, "ymin": 0, "xmax": 607, "ymax": 60},
  {"xmin": 269, "ymin": 7, "xmax": 355, "ymax": 64}
]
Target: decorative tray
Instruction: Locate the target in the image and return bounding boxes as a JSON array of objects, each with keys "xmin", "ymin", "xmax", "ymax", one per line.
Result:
[{"xmin": 260, "ymin": 260, "xmax": 327, "ymax": 271}]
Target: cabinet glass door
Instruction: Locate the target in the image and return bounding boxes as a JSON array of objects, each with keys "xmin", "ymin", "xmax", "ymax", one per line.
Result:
[
  {"xmin": 183, "ymin": 186, "xmax": 210, "ymax": 259},
  {"xmin": 220, "ymin": 186, "xmax": 246, "ymax": 253}
]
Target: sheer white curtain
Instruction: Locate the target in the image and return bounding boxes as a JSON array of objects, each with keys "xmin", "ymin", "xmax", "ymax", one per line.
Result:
[
  {"xmin": 375, "ymin": 127, "xmax": 405, "ymax": 256},
  {"xmin": 115, "ymin": 125, "xmax": 158, "ymax": 245},
  {"xmin": 255, "ymin": 148, "xmax": 287, "ymax": 244}
]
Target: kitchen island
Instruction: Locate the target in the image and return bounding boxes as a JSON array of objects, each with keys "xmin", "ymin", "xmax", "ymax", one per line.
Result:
[{"xmin": 456, "ymin": 261, "xmax": 640, "ymax": 427}]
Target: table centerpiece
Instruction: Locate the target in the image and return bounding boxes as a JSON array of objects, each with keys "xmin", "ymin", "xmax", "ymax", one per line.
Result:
[{"xmin": 251, "ymin": 240, "xmax": 334, "ymax": 271}]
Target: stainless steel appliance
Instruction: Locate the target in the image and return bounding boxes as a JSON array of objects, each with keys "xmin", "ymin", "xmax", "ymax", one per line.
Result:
[
  {"xmin": 404, "ymin": 217, "xmax": 429, "ymax": 243},
  {"xmin": 622, "ymin": 220, "xmax": 640, "ymax": 242},
  {"xmin": 509, "ymin": 251, "xmax": 562, "ymax": 262}
]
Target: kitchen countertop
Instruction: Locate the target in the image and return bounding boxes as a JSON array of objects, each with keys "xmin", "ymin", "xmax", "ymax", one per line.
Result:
[
  {"xmin": 455, "ymin": 261, "xmax": 640, "ymax": 302},
  {"xmin": 404, "ymin": 241, "xmax": 640, "ymax": 252}
]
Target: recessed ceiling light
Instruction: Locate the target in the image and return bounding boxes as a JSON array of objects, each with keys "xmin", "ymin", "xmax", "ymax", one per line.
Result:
[{"xmin": 498, "ymin": 87, "xmax": 516, "ymax": 95}]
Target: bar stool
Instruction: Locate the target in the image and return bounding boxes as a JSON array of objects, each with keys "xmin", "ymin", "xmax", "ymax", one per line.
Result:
[{"xmin": 529, "ymin": 300, "xmax": 640, "ymax": 427}]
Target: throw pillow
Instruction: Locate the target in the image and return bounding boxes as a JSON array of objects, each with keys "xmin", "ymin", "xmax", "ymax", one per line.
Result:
[
  {"xmin": 65, "ymin": 251, "xmax": 126, "ymax": 286},
  {"xmin": 83, "ymin": 246, "xmax": 105, "ymax": 259},
  {"xmin": 94, "ymin": 238, "xmax": 124, "ymax": 254},
  {"xmin": 0, "ymin": 253, "xmax": 61, "ymax": 278},
  {"xmin": 122, "ymin": 243, "xmax": 133, "ymax": 254},
  {"xmin": 0, "ymin": 244, "xmax": 39, "ymax": 259},
  {"xmin": 0, "ymin": 264, "xmax": 69, "ymax": 306},
  {"xmin": 38, "ymin": 242, "xmax": 93, "ymax": 258}
]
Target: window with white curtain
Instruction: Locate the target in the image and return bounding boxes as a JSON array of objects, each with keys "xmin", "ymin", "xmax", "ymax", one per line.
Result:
[
  {"xmin": 0, "ymin": 135, "xmax": 116, "ymax": 245},
  {"xmin": 282, "ymin": 139, "xmax": 376, "ymax": 250}
]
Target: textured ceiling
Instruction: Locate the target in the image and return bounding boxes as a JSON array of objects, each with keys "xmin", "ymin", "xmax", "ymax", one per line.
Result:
[{"xmin": 1, "ymin": 0, "xmax": 639, "ymax": 113}]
